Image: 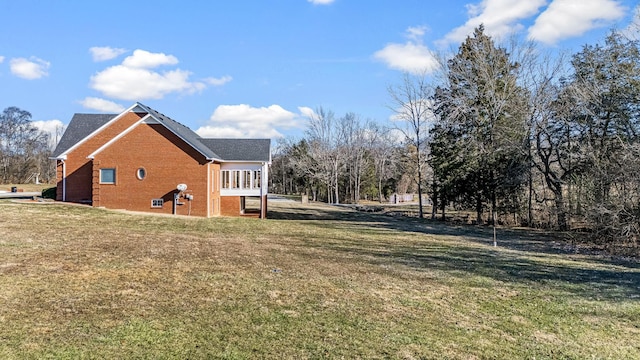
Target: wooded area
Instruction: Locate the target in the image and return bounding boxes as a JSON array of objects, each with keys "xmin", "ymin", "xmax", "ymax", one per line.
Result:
[{"xmin": 270, "ymin": 26, "xmax": 640, "ymax": 251}]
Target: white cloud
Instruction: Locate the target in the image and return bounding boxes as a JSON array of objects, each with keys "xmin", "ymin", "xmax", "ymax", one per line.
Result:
[
  {"xmin": 32, "ymin": 119, "xmax": 65, "ymax": 147},
  {"xmin": 121, "ymin": 49, "xmax": 179, "ymax": 68},
  {"xmin": 308, "ymin": 0, "xmax": 335, "ymax": 5},
  {"xmin": 440, "ymin": 0, "xmax": 547, "ymax": 45},
  {"xmin": 32, "ymin": 119, "xmax": 64, "ymax": 134},
  {"xmin": 0, "ymin": 56, "xmax": 4, "ymax": 63},
  {"xmin": 528, "ymin": 0, "xmax": 627, "ymax": 44},
  {"xmin": 406, "ymin": 26, "xmax": 428, "ymax": 41},
  {"xmin": 196, "ymin": 104, "xmax": 306, "ymax": 138},
  {"xmin": 374, "ymin": 27, "xmax": 439, "ymax": 74},
  {"xmin": 90, "ymin": 46, "xmax": 127, "ymax": 62},
  {"xmin": 196, "ymin": 126, "xmax": 252, "ymax": 138},
  {"xmin": 89, "ymin": 49, "xmax": 219, "ymax": 101},
  {"xmin": 204, "ymin": 75, "xmax": 233, "ymax": 86},
  {"xmin": 91, "ymin": 66, "xmax": 205, "ymax": 100},
  {"xmin": 10, "ymin": 57, "xmax": 50, "ymax": 79},
  {"xmin": 79, "ymin": 97, "xmax": 126, "ymax": 113},
  {"xmin": 298, "ymin": 106, "xmax": 316, "ymax": 119}
]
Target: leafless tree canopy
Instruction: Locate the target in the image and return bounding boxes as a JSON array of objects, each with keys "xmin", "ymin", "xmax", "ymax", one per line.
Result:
[{"xmin": 0, "ymin": 107, "xmax": 53, "ymax": 184}]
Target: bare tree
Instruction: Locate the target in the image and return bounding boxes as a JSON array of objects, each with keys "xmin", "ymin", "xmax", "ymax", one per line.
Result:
[
  {"xmin": 0, "ymin": 107, "xmax": 51, "ymax": 184},
  {"xmin": 338, "ymin": 113, "xmax": 377, "ymax": 204},
  {"xmin": 388, "ymin": 72, "xmax": 436, "ymax": 218},
  {"xmin": 514, "ymin": 40, "xmax": 572, "ymax": 228},
  {"xmin": 306, "ymin": 107, "xmax": 341, "ymax": 203},
  {"xmin": 368, "ymin": 123, "xmax": 399, "ymax": 203}
]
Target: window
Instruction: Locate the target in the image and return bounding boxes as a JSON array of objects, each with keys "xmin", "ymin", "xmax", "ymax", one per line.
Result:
[
  {"xmin": 243, "ymin": 170, "xmax": 251, "ymax": 188},
  {"xmin": 151, "ymin": 199, "xmax": 163, "ymax": 208},
  {"xmin": 253, "ymin": 170, "xmax": 261, "ymax": 188},
  {"xmin": 222, "ymin": 170, "xmax": 230, "ymax": 189},
  {"xmin": 231, "ymin": 171, "xmax": 240, "ymax": 189},
  {"xmin": 136, "ymin": 168, "xmax": 146, "ymax": 180},
  {"xmin": 222, "ymin": 169, "xmax": 260, "ymax": 189},
  {"xmin": 100, "ymin": 168, "xmax": 116, "ymax": 184}
]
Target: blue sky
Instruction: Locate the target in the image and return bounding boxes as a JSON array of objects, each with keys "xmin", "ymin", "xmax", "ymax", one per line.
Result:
[{"xmin": 0, "ymin": 0, "xmax": 638, "ymax": 141}]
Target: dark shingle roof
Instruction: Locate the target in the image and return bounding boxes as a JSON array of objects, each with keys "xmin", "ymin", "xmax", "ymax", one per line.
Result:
[
  {"xmin": 199, "ymin": 138, "xmax": 271, "ymax": 162},
  {"xmin": 52, "ymin": 113, "xmax": 116, "ymax": 157},
  {"xmin": 52, "ymin": 103, "xmax": 271, "ymax": 163}
]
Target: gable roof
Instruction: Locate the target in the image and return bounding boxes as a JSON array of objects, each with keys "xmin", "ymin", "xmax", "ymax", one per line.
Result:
[
  {"xmin": 52, "ymin": 113, "xmax": 116, "ymax": 157},
  {"xmin": 52, "ymin": 103, "xmax": 270, "ymax": 163},
  {"xmin": 200, "ymin": 138, "xmax": 271, "ymax": 162}
]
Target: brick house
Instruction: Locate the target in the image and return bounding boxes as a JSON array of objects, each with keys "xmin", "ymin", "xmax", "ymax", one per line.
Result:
[{"xmin": 51, "ymin": 103, "xmax": 271, "ymax": 218}]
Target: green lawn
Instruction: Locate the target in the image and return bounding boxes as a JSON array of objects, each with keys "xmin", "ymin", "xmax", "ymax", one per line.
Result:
[{"xmin": 0, "ymin": 200, "xmax": 638, "ymax": 359}]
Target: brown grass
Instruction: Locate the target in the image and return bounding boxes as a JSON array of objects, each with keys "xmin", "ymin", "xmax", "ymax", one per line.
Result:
[
  {"xmin": 1, "ymin": 183, "xmax": 52, "ymax": 193},
  {"xmin": 0, "ymin": 199, "xmax": 638, "ymax": 359}
]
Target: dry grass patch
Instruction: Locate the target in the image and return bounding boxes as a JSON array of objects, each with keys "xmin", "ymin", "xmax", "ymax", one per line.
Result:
[{"xmin": 0, "ymin": 200, "xmax": 639, "ymax": 359}]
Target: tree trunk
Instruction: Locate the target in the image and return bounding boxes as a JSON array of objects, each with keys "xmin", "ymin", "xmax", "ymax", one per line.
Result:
[
  {"xmin": 354, "ymin": 165, "xmax": 361, "ymax": 204},
  {"xmin": 417, "ymin": 172, "xmax": 424, "ymax": 218},
  {"xmin": 334, "ymin": 167, "xmax": 339, "ymax": 204},
  {"xmin": 431, "ymin": 181, "xmax": 438, "ymax": 220},
  {"xmin": 528, "ymin": 146, "xmax": 534, "ymax": 227},
  {"xmin": 490, "ymin": 169, "xmax": 497, "ymax": 225},
  {"xmin": 440, "ymin": 194, "xmax": 446, "ymax": 221},
  {"xmin": 476, "ymin": 195, "xmax": 483, "ymax": 224},
  {"xmin": 555, "ymin": 190, "xmax": 568, "ymax": 231}
]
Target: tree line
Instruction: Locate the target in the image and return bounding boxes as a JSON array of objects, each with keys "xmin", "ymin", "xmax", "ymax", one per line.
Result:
[
  {"xmin": 271, "ymin": 26, "xmax": 640, "ymax": 250},
  {"xmin": 0, "ymin": 107, "xmax": 56, "ymax": 184}
]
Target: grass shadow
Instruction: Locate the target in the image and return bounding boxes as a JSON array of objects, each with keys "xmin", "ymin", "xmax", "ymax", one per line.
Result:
[
  {"xmin": 269, "ymin": 202, "xmax": 569, "ymax": 255},
  {"xmin": 268, "ymin": 202, "xmax": 640, "ymax": 302}
]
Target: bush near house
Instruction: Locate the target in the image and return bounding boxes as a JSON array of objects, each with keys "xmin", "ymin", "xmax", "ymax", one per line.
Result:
[{"xmin": 42, "ymin": 186, "xmax": 56, "ymax": 199}]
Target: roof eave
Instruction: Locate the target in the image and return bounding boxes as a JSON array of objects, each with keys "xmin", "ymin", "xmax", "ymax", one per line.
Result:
[
  {"xmin": 54, "ymin": 104, "xmax": 141, "ymax": 158},
  {"xmin": 135, "ymin": 103, "xmax": 222, "ymax": 161},
  {"xmin": 219, "ymin": 159, "xmax": 271, "ymax": 163}
]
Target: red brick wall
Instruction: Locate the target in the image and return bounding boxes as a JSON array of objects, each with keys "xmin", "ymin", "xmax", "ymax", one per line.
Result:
[
  {"xmin": 92, "ymin": 123, "xmax": 211, "ymax": 217},
  {"xmin": 220, "ymin": 196, "xmax": 241, "ymax": 216},
  {"xmin": 58, "ymin": 112, "xmax": 145, "ymax": 203},
  {"xmin": 261, "ymin": 195, "xmax": 267, "ymax": 219},
  {"xmin": 56, "ymin": 160, "xmax": 63, "ymax": 201}
]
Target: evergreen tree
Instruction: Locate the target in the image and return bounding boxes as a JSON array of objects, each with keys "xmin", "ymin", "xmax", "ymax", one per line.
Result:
[
  {"xmin": 433, "ymin": 26, "xmax": 529, "ymax": 223},
  {"xmin": 567, "ymin": 31, "xmax": 640, "ymax": 242}
]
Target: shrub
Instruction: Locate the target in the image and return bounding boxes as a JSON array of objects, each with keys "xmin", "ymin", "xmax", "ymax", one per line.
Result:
[{"xmin": 42, "ymin": 187, "xmax": 56, "ymax": 199}]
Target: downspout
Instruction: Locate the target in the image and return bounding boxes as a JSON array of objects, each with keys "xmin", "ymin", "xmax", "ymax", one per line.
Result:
[
  {"xmin": 260, "ymin": 171, "xmax": 264, "ymax": 218},
  {"xmin": 260, "ymin": 162, "xmax": 266, "ymax": 219},
  {"xmin": 62, "ymin": 159, "xmax": 66, "ymax": 202}
]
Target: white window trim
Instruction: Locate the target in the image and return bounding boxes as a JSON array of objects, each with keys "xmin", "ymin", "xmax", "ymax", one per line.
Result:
[
  {"xmin": 100, "ymin": 168, "xmax": 116, "ymax": 184},
  {"xmin": 137, "ymin": 167, "xmax": 146, "ymax": 180},
  {"xmin": 222, "ymin": 170, "xmax": 230, "ymax": 189},
  {"xmin": 254, "ymin": 170, "xmax": 261, "ymax": 189}
]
